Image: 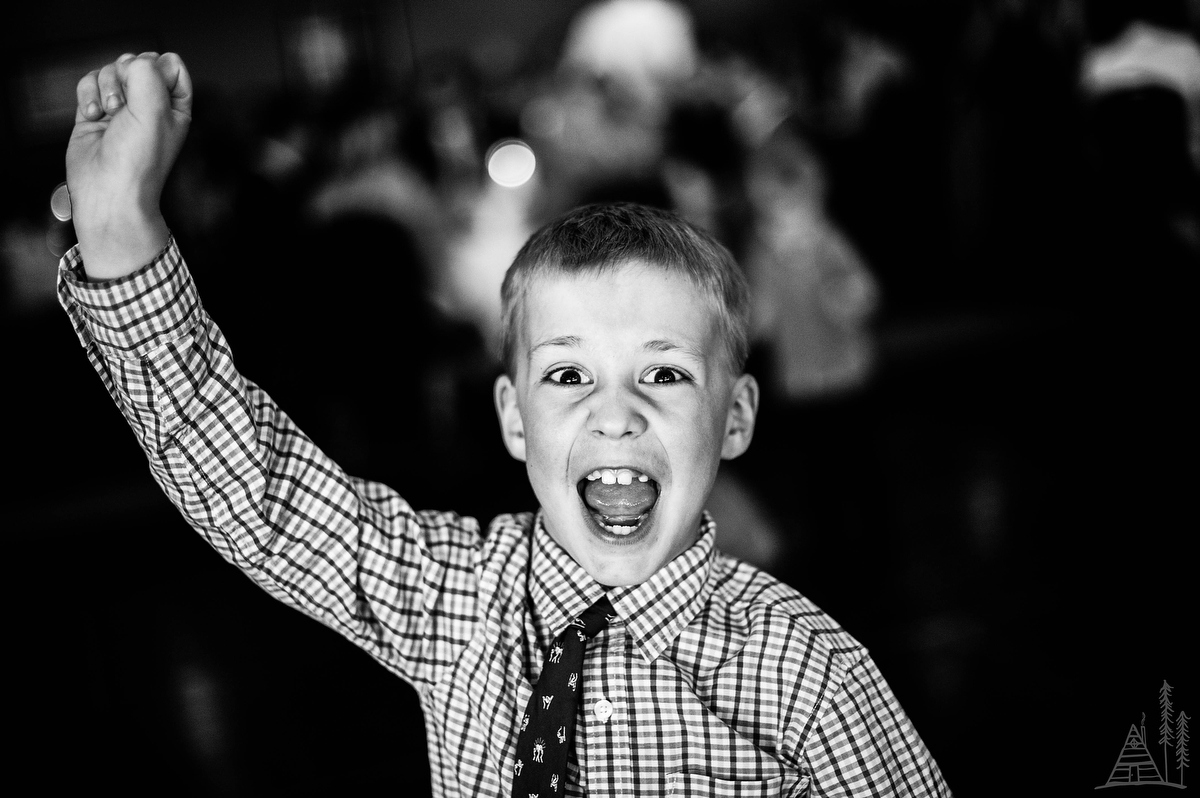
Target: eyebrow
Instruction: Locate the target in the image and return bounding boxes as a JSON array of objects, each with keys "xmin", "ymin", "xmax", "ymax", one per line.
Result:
[
  {"xmin": 529, "ymin": 335, "xmax": 706, "ymax": 363},
  {"xmin": 643, "ymin": 338, "xmax": 707, "ymax": 364},
  {"xmin": 529, "ymin": 335, "xmax": 583, "ymax": 358}
]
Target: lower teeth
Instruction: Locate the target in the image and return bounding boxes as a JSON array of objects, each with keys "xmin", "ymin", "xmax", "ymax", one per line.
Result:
[{"xmin": 600, "ymin": 516, "xmax": 643, "ymax": 535}]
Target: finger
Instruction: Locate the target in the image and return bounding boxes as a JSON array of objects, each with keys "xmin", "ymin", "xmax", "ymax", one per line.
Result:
[
  {"xmin": 75, "ymin": 69, "xmax": 103, "ymax": 123},
  {"xmin": 97, "ymin": 58, "xmax": 129, "ymax": 115},
  {"xmin": 120, "ymin": 54, "xmax": 172, "ymax": 120},
  {"xmin": 112, "ymin": 51, "xmax": 156, "ymax": 88},
  {"xmin": 156, "ymin": 52, "xmax": 194, "ymax": 119}
]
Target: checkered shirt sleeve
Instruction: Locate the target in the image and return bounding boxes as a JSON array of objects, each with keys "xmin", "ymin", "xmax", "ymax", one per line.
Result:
[{"xmin": 56, "ymin": 238, "xmax": 480, "ymax": 689}]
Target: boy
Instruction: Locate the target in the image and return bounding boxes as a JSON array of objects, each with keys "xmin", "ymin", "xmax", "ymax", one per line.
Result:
[{"xmin": 60, "ymin": 53, "xmax": 949, "ymax": 796}]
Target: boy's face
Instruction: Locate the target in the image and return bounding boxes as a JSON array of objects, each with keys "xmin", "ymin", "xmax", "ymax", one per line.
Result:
[{"xmin": 494, "ymin": 262, "xmax": 758, "ymax": 586}]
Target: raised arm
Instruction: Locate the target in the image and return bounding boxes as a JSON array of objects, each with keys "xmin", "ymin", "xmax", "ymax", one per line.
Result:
[
  {"xmin": 58, "ymin": 54, "xmax": 481, "ymax": 691},
  {"xmin": 67, "ymin": 52, "xmax": 192, "ymax": 280}
]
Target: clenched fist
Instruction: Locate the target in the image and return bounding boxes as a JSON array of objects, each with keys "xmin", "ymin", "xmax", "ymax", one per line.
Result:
[{"xmin": 67, "ymin": 52, "xmax": 193, "ymax": 280}]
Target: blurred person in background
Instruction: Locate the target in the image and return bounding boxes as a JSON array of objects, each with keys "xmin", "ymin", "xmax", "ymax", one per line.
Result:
[
  {"xmin": 743, "ymin": 118, "xmax": 879, "ymax": 403},
  {"xmin": 530, "ymin": 0, "xmax": 696, "ymax": 211}
]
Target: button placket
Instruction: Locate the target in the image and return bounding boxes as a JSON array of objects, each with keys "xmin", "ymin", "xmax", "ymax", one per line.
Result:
[{"xmin": 583, "ymin": 618, "xmax": 635, "ymax": 795}]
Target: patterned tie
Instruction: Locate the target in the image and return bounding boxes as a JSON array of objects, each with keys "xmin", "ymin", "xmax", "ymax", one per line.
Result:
[{"xmin": 511, "ymin": 596, "xmax": 614, "ymax": 797}]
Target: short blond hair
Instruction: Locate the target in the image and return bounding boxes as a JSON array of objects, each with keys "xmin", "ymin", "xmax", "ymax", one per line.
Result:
[{"xmin": 499, "ymin": 202, "xmax": 750, "ymax": 376}]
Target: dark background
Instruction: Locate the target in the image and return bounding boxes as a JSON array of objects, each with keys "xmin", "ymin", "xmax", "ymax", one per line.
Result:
[{"xmin": 3, "ymin": 0, "xmax": 1195, "ymax": 795}]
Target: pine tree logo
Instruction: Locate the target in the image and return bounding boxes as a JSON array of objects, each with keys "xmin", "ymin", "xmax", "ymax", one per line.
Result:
[{"xmin": 1097, "ymin": 681, "xmax": 1190, "ymax": 789}]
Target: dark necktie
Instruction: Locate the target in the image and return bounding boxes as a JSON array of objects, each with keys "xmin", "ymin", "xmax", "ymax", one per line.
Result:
[{"xmin": 512, "ymin": 596, "xmax": 614, "ymax": 797}]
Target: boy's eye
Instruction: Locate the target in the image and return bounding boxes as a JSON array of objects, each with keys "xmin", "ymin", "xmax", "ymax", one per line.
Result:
[
  {"xmin": 641, "ymin": 366, "xmax": 689, "ymax": 384},
  {"xmin": 545, "ymin": 366, "xmax": 593, "ymax": 385}
]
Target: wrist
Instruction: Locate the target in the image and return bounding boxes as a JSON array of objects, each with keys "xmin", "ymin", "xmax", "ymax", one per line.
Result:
[{"xmin": 73, "ymin": 202, "xmax": 170, "ymax": 281}]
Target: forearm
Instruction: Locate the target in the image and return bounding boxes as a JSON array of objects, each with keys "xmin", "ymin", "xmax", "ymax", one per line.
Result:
[
  {"xmin": 57, "ymin": 239, "xmax": 454, "ymax": 680},
  {"xmin": 59, "ymin": 238, "xmax": 283, "ymax": 558}
]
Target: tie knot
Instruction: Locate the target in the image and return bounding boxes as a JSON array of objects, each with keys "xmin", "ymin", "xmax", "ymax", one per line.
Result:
[{"xmin": 575, "ymin": 596, "xmax": 615, "ymax": 639}]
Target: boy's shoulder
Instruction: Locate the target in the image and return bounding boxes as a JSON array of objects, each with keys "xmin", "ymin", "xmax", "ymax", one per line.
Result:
[{"xmin": 707, "ymin": 549, "xmax": 868, "ymax": 666}]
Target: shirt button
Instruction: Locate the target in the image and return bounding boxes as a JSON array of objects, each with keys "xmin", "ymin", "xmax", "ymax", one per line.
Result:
[{"xmin": 593, "ymin": 698, "xmax": 613, "ymax": 722}]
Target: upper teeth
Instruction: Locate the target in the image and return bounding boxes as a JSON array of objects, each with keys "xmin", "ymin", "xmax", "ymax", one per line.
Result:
[{"xmin": 587, "ymin": 468, "xmax": 650, "ymax": 485}]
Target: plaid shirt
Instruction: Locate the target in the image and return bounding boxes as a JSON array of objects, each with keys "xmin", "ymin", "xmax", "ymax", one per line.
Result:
[{"xmin": 59, "ymin": 238, "xmax": 950, "ymax": 798}]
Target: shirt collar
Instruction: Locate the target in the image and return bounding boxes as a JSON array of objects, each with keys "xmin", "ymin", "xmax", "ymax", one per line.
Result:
[
  {"xmin": 528, "ymin": 511, "xmax": 717, "ymax": 663},
  {"xmin": 528, "ymin": 514, "xmax": 607, "ymax": 641}
]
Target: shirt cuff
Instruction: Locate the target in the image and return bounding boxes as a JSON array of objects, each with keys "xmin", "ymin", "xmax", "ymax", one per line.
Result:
[{"xmin": 56, "ymin": 235, "xmax": 202, "ymax": 359}]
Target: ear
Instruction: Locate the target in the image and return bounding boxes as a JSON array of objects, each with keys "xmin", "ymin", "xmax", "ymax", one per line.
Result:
[
  {"xmin": 493, "ymin": 373, "xmax": 527, "ymax": 462},
  {"xmin": 721, "ymin": 373, "xmax": 759, "ymax": 460}
]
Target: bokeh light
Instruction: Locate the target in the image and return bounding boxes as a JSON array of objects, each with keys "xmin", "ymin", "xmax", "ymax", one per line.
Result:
[{"xmin": 486, "ymin": 139, "xmax": 537, "ymax": 187}]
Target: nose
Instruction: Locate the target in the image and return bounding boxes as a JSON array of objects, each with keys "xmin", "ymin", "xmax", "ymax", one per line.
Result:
[{"xmin": 587, "ymin": 384, "xmax": 648, "ymax": 439}]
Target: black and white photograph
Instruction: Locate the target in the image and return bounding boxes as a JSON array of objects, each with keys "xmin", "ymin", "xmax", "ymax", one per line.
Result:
[{"xmin": 3, "ymin": 1, "xmax": 1195, "ymax": 795}]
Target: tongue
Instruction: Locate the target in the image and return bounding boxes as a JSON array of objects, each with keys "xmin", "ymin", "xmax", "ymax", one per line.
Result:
[{"xmin": 583, "ymin": 480, "xmax": 658, "ymax": 519}]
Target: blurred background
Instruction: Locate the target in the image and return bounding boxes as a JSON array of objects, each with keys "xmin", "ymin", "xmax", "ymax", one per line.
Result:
[{"xmin": 2, "ymin": 0, "xmax": 1196, "ymax": 795}]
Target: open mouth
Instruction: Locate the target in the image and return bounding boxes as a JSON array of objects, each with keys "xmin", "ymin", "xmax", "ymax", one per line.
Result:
[{"xmin": 577, "ymin": 468, "xmax": 660, "ymax": 537}]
